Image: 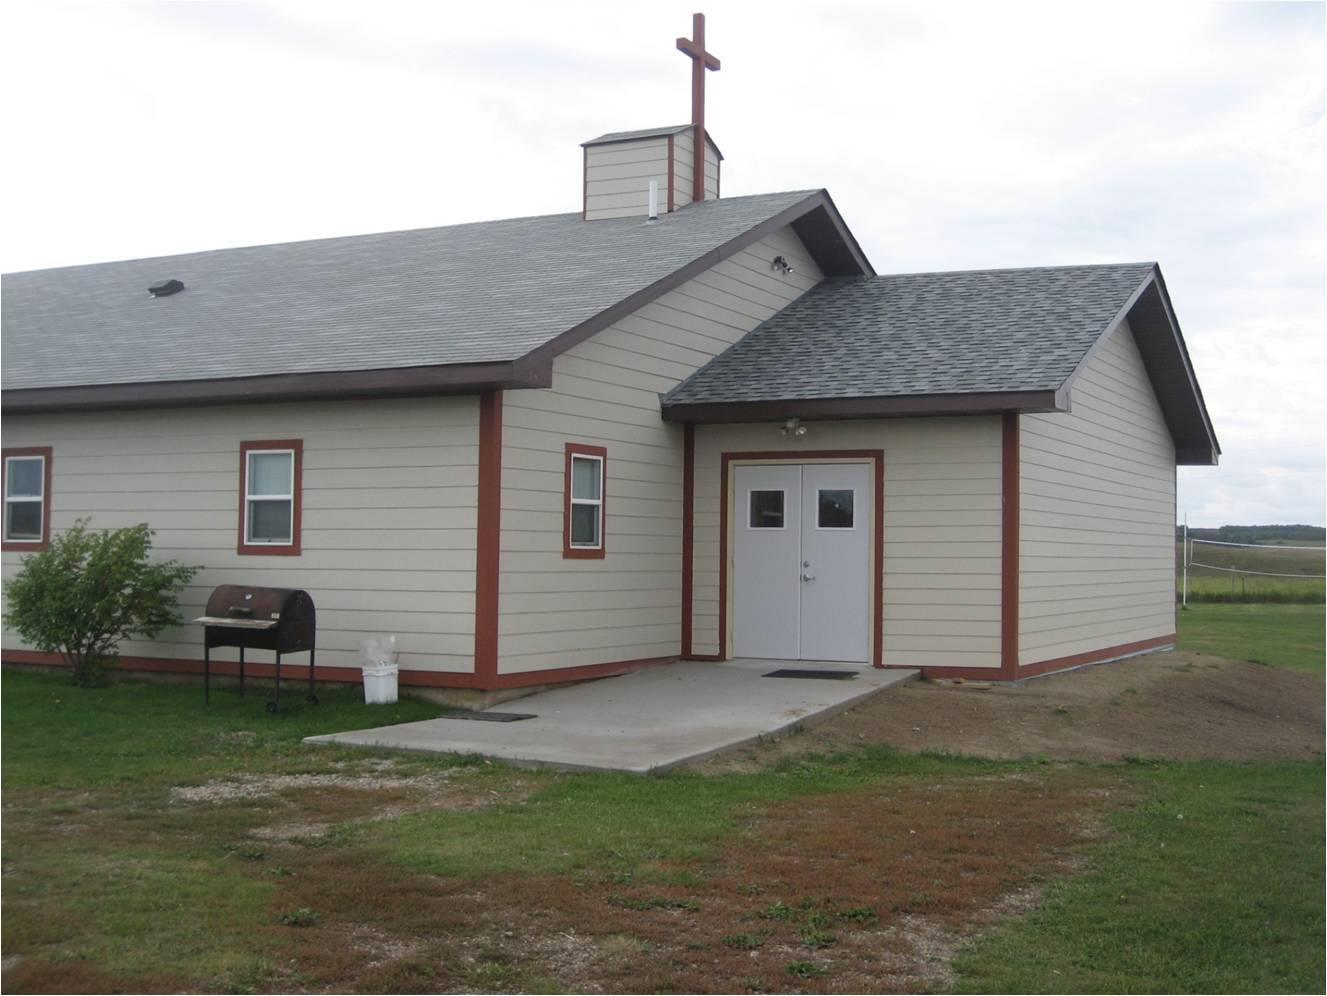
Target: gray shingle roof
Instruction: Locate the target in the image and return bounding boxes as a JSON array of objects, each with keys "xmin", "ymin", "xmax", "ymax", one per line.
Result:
[
  {"xmin": 582, "ymin": 125, "xmax": 723, "ymax": 160},
  {"xmin": 1, "ymin": 190, "xmax": 815, "ymax": 392},
  {"xmin": 582, "ymin": 124, "xmax": 692, "ymax": 146},
  {"xmin": 662, "ymin": 263, "xmax": 1157, "ymax": 405}
]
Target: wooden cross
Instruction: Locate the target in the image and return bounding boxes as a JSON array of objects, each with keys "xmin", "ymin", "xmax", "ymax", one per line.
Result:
[{"xmin": 676, "ymin": 12, "xmax": 720, "ymax": 203}]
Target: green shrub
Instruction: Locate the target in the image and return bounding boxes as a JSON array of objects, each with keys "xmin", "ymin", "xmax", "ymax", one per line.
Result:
[{"xmin": 3, "ymin": 520, "xmax": 198, "ymax": 686}]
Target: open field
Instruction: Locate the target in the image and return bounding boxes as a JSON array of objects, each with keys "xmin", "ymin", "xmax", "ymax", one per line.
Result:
[
  {"xmin": 2, "ymin": 606, "xmax": 1323, "ymax": 994},
  {"xmin": 1177, "ymin": 540, "xmax": 1326, "ymax": 603}
]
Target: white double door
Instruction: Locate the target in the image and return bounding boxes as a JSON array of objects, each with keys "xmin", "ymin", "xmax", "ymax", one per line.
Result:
[{"xmin": 732, "ymin": 463, "xmax": 872, "ymax": 663}]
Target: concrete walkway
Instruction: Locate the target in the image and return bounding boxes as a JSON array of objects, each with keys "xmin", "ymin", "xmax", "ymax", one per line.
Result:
[{"xmin": 306, "ymin": 660, "xmax": 918, "ymax": 773}]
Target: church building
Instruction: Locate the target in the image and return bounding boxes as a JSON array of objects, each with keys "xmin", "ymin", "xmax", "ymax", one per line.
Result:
[{"xmin": 1, "ymin": 15, "xmax": 1218, "ymax": 691}]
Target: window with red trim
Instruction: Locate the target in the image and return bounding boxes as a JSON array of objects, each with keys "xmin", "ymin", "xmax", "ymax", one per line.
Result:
[
  {"xmin": 2, "ymin": 447, "xmax": 53, "ymax": 552},
  {"xmin": 563, "ymin": 443, "xmax": 606, "ymax": 559},
  {"xmin": 238, "ymin": 440, "xmax": 302, "ymax": 555}
]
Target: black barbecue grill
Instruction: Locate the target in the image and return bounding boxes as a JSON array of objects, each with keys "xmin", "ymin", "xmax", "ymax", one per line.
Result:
[{"xmin": 194, "ymin": 585, "xmax": 318, "ymax": 712}]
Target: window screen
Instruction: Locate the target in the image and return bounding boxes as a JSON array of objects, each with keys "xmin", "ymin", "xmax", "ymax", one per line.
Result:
[
  {"xmin": 4, "ymin": 456, "xmax": 45, "ymax": 541},
  {"xmin": 246, "ymin": 450, "xmax": 294, "ymax": 543},
  {"xmin": 569, "ymin": 454, "xmax": 603, "ymax": 548}
]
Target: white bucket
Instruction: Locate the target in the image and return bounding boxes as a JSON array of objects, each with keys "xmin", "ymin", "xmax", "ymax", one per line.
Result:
[{"xmin": 362, "ymin": 665, "xmax": 399, "ymax": 705}]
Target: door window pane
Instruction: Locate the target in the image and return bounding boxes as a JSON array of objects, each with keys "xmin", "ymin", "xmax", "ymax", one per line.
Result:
[
  {"xmin": 248, "ymin": 452, "xmax": 292, "ymax": 496},
  {"xmin": 5, "ymin": 501, "xmax": 41, "ymax": 540},
  {"xmin": 818, "ymin": 489, "xmax": 854, "ymax": 529},
  {"xmin": 570, "ymin": 502, "xmax": 600, "ymax": 546},
  {"xmin": 248, "ymin": 499, "xmax": 292, "ymax": 542},
  {"xmin": 571, "ymin": 456, "xmax": 601, "ymax": 500},
  {"xmin": 6, "ymin": 458, "xmax": 43, "ymax": 497},
  {"xmin": 749, "ymin": 490, "xmax": 785, "ymax": 528}
]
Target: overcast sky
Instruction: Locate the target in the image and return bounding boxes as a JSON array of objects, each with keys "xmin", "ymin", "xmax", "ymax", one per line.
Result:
[{"xmin": 2, "ymin": 1, "xmax": 1323, "ymax": 527}]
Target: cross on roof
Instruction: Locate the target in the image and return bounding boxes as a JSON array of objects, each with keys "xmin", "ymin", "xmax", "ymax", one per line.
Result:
[{"xmin": 676, "ymin": 12, "xmax": 720, "ymax": 203}]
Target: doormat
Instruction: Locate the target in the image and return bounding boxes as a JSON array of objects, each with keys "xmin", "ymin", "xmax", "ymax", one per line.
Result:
[
  {"xmin": 762, "ymin": 669, "xmax": 858, "ymax": 680},
  {"xmin": 440, "ymin": 711, "xmax": 537, "ymax": 722}
]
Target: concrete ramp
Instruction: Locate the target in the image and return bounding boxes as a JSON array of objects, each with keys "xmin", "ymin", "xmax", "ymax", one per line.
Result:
[{"xmin": 306, "ymin": 659, "xmax": 918, "ymax": 773}]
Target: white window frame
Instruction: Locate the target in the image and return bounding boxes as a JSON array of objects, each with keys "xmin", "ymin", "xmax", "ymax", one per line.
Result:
[
  {"xmin": 244, "ymin": 448, "xmax": 295, "ymax": 547},
  {"xmin": 3, "ymin": 455, "xmax": 46, "ymax": 544},
  {"xmin": 569, "ymin": 453, "xmax": 604, "ymax": 550}
]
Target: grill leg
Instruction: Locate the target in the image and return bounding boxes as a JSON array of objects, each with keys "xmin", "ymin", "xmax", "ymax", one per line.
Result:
[
  {"xmin": 271, "ymin": 652, "xmax": 282, "ymax": 713},
  {"xmin": 239, "ymin": 647, "xmax": 246, "ymax": 698},
  {"xmin": 204, "ymin": 643, "xmax": 210, "ymax": 704},
  {"xmin": 307, "ymin": 647, "xmax": 317, "ymax": 704}
]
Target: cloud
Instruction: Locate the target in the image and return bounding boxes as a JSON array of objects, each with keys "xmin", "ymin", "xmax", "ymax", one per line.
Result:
[{"xmin": 1, "ymin": 0, "xmax": 1322, "ymax": 524}]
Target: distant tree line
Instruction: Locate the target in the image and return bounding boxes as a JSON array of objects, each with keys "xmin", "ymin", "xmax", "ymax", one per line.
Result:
[{"xmin": 1174, "ymin": 524, "xmax": 1327, "ymax": 544}]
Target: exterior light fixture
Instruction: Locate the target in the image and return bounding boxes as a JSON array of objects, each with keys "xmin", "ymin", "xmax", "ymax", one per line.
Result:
[
  {"xmin": 771, "ymin": 255, "xmax": 794, "ymax": 275},
  {"xmin": 780, "ymin": 417, "xmax": 807, "ymax": 437}
]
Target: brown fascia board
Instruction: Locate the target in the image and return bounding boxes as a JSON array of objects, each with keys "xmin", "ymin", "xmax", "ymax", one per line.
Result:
[
  {"xmin": 520, "ymin": 191, "xmax": 874, "ymax": 371},
  {"xmin": 1148, "ymin": 265, "xmax": 1221, "ymax": 457},
  {"xmin": 1058, "ymin": 265, "xmax": 1220, "ymax": 466},
  {"xmin": 659, "ymin": 390, "xmax": 1062, "ymax": 424},
  {"xmin": 0, "ymin": 358, "xmax": 553, "ymax": 415}
]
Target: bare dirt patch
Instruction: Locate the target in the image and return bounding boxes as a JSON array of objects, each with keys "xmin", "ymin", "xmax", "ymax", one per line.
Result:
[
  {"xmin": 249, "ymin": 768, "xmax": 1126, "ymax": 994},
  {"xmin": 169, "ymin": 767, "xmax": 531, "ymax": 842},
  {"xmin": 700, "ymin": 651, "xmax": 1324, "ymax": 771}
]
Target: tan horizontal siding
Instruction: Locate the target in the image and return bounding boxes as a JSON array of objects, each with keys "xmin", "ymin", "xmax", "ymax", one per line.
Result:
[
  {"xmin": 673, "ymin": 129, "xmax": 694, "ymax": 209},
  {"xmin": 585, "ymin": 138, "xmax": 670, "ymax": 168},
  {"xmin": 691, "ymin": 416, "xmax": 1003, "ymax": 669},
  {"xmin": 584, "ymin": 138, "xmax": 671, "ymax": 220},
  {"xmin": 1, "ymin": 397, "xmax": 481, "ymax": 674},
  {"xmin": 1019, "ymin": 318, "xmax": 1176, "ymax": 666},
  {"xmin": 498, "ymin": 224, "xmax": 824, "ymax": 674}
]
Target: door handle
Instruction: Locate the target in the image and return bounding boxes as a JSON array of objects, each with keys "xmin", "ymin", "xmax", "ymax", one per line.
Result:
[{"xmin": 801, "ymin": 572, "xmax": 816, "ymax": 581}]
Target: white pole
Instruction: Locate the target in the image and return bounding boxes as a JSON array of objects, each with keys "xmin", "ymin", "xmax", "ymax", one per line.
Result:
[{"xmin": 1182, "ymin": 515, "xmax": 1189, "ymax": 608}]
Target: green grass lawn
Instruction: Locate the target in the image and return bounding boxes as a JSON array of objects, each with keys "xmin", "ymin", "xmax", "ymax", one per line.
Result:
[
  {"xmin": 1177, "ymin": 602, "xmax": 1325, "ymax": 672},
  {"xmin": 2, "ymin": 607, "xmax": 1324, "ymax": 995},
  {"xmin": 953, "ymin": 759, "xmax": 1324, "ymax": 993}
]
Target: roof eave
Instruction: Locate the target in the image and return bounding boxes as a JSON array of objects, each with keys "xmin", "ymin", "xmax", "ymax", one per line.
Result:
[
  {"xmin": 0, "ymin": 357, "xmax": 553, "ymax": 415},
  {"xmin": 660, "ymin": 390, "xmax": 1062, "ymax": 424},
  {"xmin": 1059, "ymin": 265, "xmax": 1220, "ymax": 466}
]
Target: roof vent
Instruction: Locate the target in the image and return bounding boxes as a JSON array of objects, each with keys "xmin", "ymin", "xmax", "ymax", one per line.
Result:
[{"xmin": 148, "ymin": 279, "xmax": 185, "ymax": 298}]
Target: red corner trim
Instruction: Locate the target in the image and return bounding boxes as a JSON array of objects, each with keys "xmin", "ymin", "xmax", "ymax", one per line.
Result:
[
  {"xmin": 718, "ymin": 450, "xmax": 884, "ymax": 666},
  {"xmin": 1, "ymin": 446, "xmax": 53, "ymax": 552},
  {"xmin": 681, "ymin": 424, "xmax": 695, "ymax": 656},
  {"xmin": 475, "ymin": 390, "xmax": 503, "ymax": 683},
  {"xmin": 237, "ymin": 439, "xmax": 302, "ymax": 556},
  {"xmin": 667, "ymin": 134, "xmax": 676, "ymax": 213},
  {"xmin": 1000, "ymin": 412, "xmax": 1019, "ymax": 678},
  {"xmin": 563, "ymin": 442, "xmax": 608, "ymax": 560}
]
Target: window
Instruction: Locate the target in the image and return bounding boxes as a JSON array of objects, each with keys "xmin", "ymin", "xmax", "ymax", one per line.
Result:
[
  {"xmin": 817, "ymin": 488, "xmax": 855, "ymax": 529},
  {"xmin": 564, "ymin": 443, "xmax": 607, "ymax": 558},
  {"xmin": 748, "ymin": 490, "xmax": 785, "ymax": 529},
  {"xmin": 2, "ymin": 447, "xmax": 52, "ymax": 551},
  {"xmin": 238, "ymin": 440, "xmax": 302, "ymax": 555}
]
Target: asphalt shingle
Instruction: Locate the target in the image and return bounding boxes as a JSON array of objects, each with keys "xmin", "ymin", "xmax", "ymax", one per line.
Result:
[
  {"xmin": 2, "ymin": 190, "xmax": 814, "ymax": 391},
  {"xmin": 662, "ymin": 263, "xmax": 1156, "ymax": 405}
]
